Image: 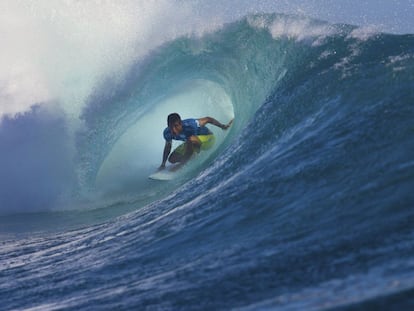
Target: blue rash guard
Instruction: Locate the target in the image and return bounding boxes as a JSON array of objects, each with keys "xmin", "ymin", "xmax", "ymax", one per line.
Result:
[{"xmin": 163, "ymin": 118, "xmax": 211, "ymax": 142}]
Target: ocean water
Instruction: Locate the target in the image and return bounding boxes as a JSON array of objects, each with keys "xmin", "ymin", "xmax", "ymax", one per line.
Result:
[{"xmin": 1, "ymin": 3, "xmax": 414, "ymax": 311}]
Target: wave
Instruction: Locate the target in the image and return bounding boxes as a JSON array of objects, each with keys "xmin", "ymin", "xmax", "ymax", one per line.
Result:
[
  {"xmin": 1, "ymin": 12, "xmax": 413, "ymax": 216},
  {"xmin": 1, "ymin": 9, "xmax": 414, "ymax": 311}
]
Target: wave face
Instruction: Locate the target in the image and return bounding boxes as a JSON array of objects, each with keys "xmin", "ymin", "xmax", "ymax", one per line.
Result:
[{"xmin": 1, "ymin": 13, "xmax": 414, "ymax": 310}]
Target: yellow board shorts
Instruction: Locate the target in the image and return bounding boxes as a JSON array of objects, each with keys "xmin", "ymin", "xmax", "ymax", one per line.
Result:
[{"xmin": 174, "ymin": 134, "xmax": 215, "ymax": 155}]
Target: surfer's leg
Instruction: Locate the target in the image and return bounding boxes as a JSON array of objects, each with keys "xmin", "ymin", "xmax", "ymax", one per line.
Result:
[
  {"xmin": 168, "ymin": 138, "xmax": 201, "ymax": 164},
  {"xmin": 168, "ymin": 153, "xmax": 181, "ymax": 163},
  {"xmin": 168, "ymin": 143, "xmax": 186, "ymax": 163},
  {"xmin": 184, "ymin": 136, "xmax": 201, "ymax": 159},
  {"xmin": 197, "ymin": 134, "xmax": 215, "ymax": 151}
]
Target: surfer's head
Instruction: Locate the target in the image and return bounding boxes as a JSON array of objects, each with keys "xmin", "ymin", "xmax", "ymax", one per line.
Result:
[{"xmin": 167, "ymin": 113, "xmax": 182, "ymax": 136}]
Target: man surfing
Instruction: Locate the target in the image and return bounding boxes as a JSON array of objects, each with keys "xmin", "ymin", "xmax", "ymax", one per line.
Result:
[{"xmin": 159, "ymin": 113, "xmax": 233, "ymax": 171}]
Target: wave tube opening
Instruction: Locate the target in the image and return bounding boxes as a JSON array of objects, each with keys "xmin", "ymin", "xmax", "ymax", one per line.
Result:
[{"xmin": 95, "ymin": 79, "xmax": 235, "ymax": 200}]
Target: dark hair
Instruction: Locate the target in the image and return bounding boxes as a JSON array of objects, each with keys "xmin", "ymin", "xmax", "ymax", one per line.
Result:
[{"xmin": 167, "ymin": 113, "xmax": 181, "ymax": 126}]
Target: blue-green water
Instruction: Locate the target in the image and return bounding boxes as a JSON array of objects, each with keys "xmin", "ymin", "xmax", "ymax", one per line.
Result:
[{"xmin": 1, "ymin": 12, "xmax": 414, "ymax": 311}]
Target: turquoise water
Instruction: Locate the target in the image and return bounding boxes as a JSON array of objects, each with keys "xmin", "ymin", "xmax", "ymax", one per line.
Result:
[{"xmin": 1, "ymin": 12, "xmax": 414, "ymax": 310}]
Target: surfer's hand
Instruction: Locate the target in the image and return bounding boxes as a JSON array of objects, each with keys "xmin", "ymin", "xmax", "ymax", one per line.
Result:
[{"xmin": 222, "ymin": 119, "xmax": 233, "ymax": 130}]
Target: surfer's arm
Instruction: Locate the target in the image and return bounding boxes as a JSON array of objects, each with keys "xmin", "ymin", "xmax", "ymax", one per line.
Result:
[
  {"xmin": 160, "ymin": 141, "xmax": 172, "ymax": 169},
  {"xmin": 198, "ymin": 117, "xmax": 233, "ymax": 130}
]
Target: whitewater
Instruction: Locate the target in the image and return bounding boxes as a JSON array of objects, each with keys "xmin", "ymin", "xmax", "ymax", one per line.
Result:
[{"xmin": 1, "ymin": 1, "xmax": 414, "ymax": 310}]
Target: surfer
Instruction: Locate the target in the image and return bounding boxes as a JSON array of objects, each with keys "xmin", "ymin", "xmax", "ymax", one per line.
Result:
[{"xmin": 159, "ymin": 113, "xmax": 233, "ymax": 170}]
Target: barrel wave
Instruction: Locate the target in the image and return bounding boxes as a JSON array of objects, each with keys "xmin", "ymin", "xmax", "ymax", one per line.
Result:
[{"xmin": 1, "ymin": 13, "xmax": 414, "ymax": 310}]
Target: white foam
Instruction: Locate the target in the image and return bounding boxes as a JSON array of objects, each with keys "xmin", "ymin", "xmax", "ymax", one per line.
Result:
[
  {"xmin": 248, "ymin": 15, "xmax": 337, "ymax": 46},
  {"xmin": 347, "ymin": 25, "xmax": 381, "ymax": 41},
  {"xmin": 0, "ymin": 1, "xmax": 225, "ymax": 120}
]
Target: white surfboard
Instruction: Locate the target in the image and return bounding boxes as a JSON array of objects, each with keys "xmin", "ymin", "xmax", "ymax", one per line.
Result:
[{"xmin": 148, "ymin": 170, "xmax": 175, "ymax": 181}]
